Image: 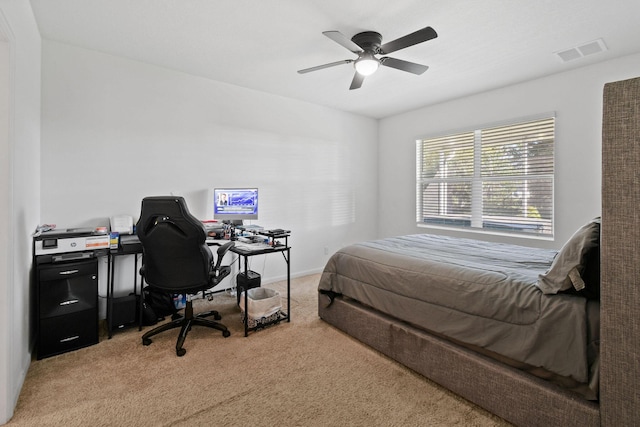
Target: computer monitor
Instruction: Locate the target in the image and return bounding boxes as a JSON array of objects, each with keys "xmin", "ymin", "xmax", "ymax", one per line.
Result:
[{"xmin": 213, "ymin": 188, "xmax": 258, "ymax": 224}]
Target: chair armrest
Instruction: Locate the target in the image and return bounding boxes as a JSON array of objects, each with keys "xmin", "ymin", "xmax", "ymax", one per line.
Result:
[
  {"xmin": 212, "ymin": 241, "xmax": 235, "ymax": 271},
  {"xmin": 210, "ymin": 265, "xmax": 231, "ymax": 285}
]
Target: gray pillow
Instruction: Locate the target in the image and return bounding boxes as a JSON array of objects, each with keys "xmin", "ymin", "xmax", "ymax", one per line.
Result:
[{"xmin": 537, "ymin": 217, "xmax": 601, "ymax": 295}]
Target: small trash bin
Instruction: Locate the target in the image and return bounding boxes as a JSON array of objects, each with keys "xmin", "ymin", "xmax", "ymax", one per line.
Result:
[{"xmin": 239, "ymin": 287, "xmax": 281, "ymax": 328}]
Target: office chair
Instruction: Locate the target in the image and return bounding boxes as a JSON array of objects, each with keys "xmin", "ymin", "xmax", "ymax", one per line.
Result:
[{"xmin": 136, "ymin": 196, "xmax": 234, "ymax": 356}]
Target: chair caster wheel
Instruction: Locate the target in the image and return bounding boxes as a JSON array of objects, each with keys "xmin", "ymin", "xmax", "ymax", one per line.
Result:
[
  {"xmin": 177, "ymin": 348, "xmax": 186, "ymax": 357},
  {"xmin": 222, "ymin": 330, "xmax": 231, "ymax": 338},
  {"xmin": 142, "ymin": 338, "xmax": 152, "ymax": 346}
]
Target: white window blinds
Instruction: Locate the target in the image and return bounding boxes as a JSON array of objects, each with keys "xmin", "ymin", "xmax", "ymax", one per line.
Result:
[{"xmin": 416, "ymin": 116, "xmax": 554, "ymax": 237}]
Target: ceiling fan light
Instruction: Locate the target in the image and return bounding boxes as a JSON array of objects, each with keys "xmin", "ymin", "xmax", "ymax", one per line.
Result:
[{"xmin": 355, "ymin": 54, "xmax": 379, "ymax": 76}]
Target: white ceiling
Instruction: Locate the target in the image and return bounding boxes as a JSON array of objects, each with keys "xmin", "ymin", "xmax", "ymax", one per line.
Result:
[{"xmin": 29, "ymin": 0, "xmax": 640, "ymax": 119}]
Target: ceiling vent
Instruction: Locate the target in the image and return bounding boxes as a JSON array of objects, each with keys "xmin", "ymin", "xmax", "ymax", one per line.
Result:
[{"xmin": 555, "ymin": 38, "xmax": 607, "ymax": 63}]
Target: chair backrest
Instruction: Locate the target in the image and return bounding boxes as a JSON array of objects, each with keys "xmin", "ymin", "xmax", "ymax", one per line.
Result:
[{"xmin": 136, "ymin": 196, "xmax": 213, "ymax": 294}]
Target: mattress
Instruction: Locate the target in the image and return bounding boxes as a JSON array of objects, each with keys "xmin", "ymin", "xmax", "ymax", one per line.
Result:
[{"xmin": 318, "ymin": 234, "xmax": 597, "ymax": 386}]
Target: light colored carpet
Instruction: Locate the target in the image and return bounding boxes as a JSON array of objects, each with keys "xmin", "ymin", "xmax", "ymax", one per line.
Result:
[{"xmin": 7, "ymin": 274, "xmax": 511, "ymax": 426}]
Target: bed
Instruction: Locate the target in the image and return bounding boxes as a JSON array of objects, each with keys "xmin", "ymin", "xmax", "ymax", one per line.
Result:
[
  {"xmin": 318, "ymin": 227, "xmax": 600, "ymax": 424},
  {"xmin": 319, "ymin": 230, "xmax": 600, "ymax": 396},
  {"xmin": 317, "ymin": 77, "xmax": 640, "ymax": 426}
]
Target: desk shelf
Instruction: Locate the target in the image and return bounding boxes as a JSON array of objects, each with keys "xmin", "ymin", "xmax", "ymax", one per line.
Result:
[{"xmin": 241, "ymin": 310, "xmax": 289, "ymax": 331}]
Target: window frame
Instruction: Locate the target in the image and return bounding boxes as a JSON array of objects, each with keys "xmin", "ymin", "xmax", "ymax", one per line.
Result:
[{"xmin": 416, "ymin": 113, "xmax": 555, "ymax": 240}]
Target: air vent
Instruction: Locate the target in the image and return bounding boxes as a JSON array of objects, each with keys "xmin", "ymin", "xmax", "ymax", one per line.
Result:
[{"xmin": 555, "ymin": 38, "xmax": 607, "ymax": 63}]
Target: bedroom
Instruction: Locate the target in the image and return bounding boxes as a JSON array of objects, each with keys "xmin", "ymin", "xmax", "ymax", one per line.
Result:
[{"xmin": 1, "ymin": 0, "xmax": 640, "ymax": 424}]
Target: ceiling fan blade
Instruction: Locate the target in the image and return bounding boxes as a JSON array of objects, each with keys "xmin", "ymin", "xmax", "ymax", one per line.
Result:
[
  {"xmin": 298, "ymin": 59, "xmax": 353, "ymax": 74},
  {"xmin": 323, "ymin": 31, "xmax": 363, "ymax": 53},
  {"xmin": 379, "ymin": 26, "xmax": 438, "ymax": 54},
  {"xmin": 380, "ymin": 57, "xmax": 429, "ymax": 75},
  {"xmin": 349, "ymin": 72, "xmax": 365, "ymax": 90}
]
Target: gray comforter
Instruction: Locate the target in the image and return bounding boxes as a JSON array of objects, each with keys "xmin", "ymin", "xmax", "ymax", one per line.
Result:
[{"xmin": 318, "ymin": 234, "xmax": 592, "ymax": 384}]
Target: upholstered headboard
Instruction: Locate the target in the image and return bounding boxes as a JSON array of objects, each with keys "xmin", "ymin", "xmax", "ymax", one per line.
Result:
[{"xmin": 601, "ymin": 76, "xmax": 640, "ymax": 425}]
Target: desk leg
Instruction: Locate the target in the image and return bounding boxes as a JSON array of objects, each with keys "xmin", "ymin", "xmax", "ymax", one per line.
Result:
[
  {"xmin": 107, "ymin": 254, "xmax": 114, "ymax": 339},
  {"xmin": 243, "ymin": 254, "xmax": 249, "ymax": 337},
  {"xmin": 287, "ymin": 248, "xmax": 291, "ymax": 323},
  {"xmin": 134, "ymin": 254, "xmax": 142, "ymax": 331},
  {"xmin": 279, "ymin": 249, "xmax": 291, "ymax": 323},
  {"xmin": 133, "ymin": 255, "xmax": 138, "ymax": 295}
]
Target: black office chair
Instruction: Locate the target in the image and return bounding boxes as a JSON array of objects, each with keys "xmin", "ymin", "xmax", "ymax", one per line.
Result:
[{"xmin": 136, "ymin": 196, "xmax": 234, "ymax": 356}]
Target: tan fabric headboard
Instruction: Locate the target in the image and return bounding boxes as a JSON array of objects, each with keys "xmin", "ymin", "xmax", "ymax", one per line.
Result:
[{"xmin": 601, "ymin": 76, "xmax": 640, "ymax": 425}]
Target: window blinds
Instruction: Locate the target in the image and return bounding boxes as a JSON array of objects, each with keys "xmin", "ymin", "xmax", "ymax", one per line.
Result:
[{"xmin": 417, "ymin": 117, "xmax": 554, "ymax": 237}]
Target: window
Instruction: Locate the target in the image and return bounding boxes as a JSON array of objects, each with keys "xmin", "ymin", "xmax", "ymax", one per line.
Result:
[{"xmin": 416, "ymin": 116, "xmax": 555, "ymax": 237}]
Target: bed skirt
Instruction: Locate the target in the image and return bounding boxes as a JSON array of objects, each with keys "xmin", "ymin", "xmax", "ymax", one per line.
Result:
[{"xmin": 318, "ymin": 294, "xmax": 599, "ymax": 427}]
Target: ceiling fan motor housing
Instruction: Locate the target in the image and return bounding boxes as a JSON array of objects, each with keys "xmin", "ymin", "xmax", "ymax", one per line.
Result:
[{"xmin": 351, "ymin": 31, "xmax": 383, "ymax": 53}]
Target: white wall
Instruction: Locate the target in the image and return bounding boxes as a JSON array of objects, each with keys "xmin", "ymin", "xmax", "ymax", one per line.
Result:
[
  {"xmin": 40, "ymin": 40, "xmax": 378, "ymax": 302},
  {"xmin": 378, "ymin": 53, "xmax": 640, "ymax": 249},
  {"xmin": 0, "ymin": 0, "xmax": 41, "ymax": 424}
]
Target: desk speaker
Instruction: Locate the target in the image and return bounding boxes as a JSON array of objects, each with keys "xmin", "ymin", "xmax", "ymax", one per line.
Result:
[{"xmin": 236, "ymin": 270, "xmax": 261, "ymax": 304}]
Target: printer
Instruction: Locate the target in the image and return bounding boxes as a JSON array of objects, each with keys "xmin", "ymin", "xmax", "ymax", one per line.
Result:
[{"xmin": 34, "ymin": 228, "xmax": 110, "ymax": 264}]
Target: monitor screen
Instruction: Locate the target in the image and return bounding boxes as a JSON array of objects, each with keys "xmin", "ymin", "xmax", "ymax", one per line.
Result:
[{"xmin": 213, "ymin": 188, "xmax": 258, "ymax": 222}]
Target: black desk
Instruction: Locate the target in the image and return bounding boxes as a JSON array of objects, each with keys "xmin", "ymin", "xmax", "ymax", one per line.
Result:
[
  {"xmin": 106, "ymin": 236, "xmax": 291, "ymax": 338},
  {"xmin": 230, "ymin": 238, "xmax": 291, "ymax": 337}
]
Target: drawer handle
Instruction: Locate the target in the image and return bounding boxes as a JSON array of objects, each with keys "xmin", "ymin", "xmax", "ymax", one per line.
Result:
[
  {"xmin": 59, "ymin": 269, "xmax": 79, "ymax": 275},
  {"xmin": 59, "ymin": 299, "xmax": 79, "ymax": 306},
  {"xmin": 59, "ymin": 335, "xmax": 80, "ymax": 343}
]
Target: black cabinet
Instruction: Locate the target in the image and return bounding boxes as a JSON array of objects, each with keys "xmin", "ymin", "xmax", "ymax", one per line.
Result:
[{"xmin": 36, "ymin": 258, "xmax": 99, "ymax": 359}]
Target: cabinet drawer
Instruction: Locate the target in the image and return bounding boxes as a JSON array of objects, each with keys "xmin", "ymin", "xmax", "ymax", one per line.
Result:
[
  {"xmin": 38, "ymin": 261, "xmax": 98, "ymax": 318},
  {"xmin": 38, "ymin": 260, "xmax": 97, "ymax": 281},
  {"xmin": 38, "ymin": 309, "xmax": 98, "ymax": 359}
]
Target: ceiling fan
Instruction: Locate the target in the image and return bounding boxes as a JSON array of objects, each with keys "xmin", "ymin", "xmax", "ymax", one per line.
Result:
[{"xmin": 297, "ymin": 26, "xmax": 438, "ymax": 90}]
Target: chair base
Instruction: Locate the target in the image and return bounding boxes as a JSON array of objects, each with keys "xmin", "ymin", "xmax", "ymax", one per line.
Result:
[{"xmin": 141, "ymin": 300, "xmax": 230, "ymax": 356}]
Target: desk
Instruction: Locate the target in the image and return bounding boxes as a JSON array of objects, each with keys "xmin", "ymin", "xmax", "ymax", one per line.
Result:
[
  {"xmin": 230, "ymin": 239, "xmax": 291, "ymax": 337},
  {"xmin": 106, "ymin": 235, "xmax": 290, "ymax": 338}
]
